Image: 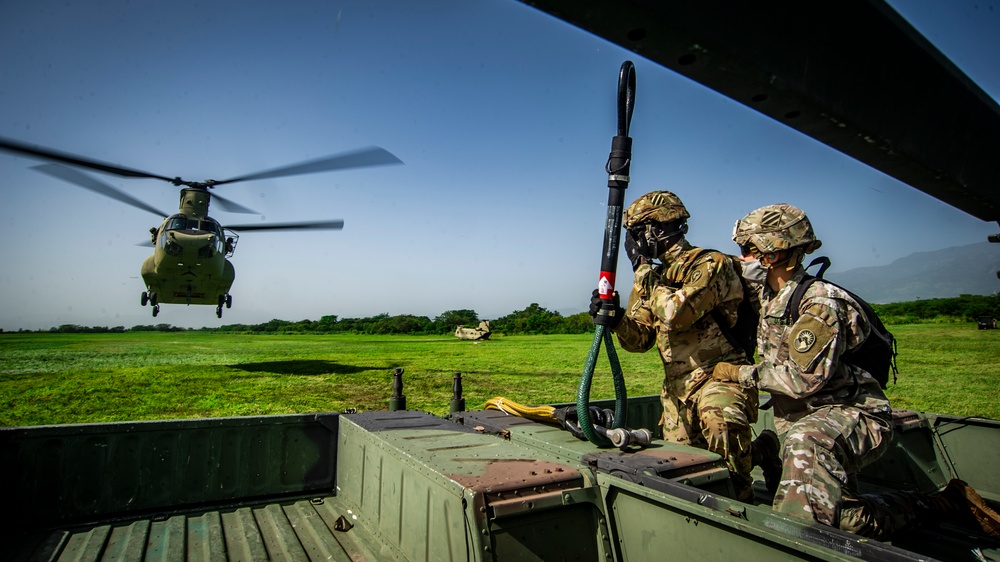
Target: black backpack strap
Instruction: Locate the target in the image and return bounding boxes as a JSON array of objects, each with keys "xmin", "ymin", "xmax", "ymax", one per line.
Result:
[
  {"xmin": 783, "ymin": 275, "xmax": 817, "ymax": 325},
  {"xmin": 805, "ymin": 256, "xmax": 831, "ymax": 279},
  {"xmin": 783, "ymin": 257, "xmax": 829, "ymax": 324}
]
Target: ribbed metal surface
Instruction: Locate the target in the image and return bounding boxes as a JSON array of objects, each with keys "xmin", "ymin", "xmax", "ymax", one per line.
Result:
[{"xmin": 9, "ymin": 496, "xmax": 353, "ymax": 562}]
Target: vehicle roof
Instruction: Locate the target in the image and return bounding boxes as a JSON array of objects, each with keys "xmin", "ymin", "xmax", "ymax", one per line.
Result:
[{"xmin": 519, "ymin": 0, "xmax": 1000, "ymax": 224}]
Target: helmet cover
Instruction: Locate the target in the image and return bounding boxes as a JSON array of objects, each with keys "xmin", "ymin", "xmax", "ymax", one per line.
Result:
[
  {"xmin": 623, "ymin": 190, "xmax": 691, "ymax": 229},
  {"xmin": 732, "ymin": 203, "xmax": 822, "ymax": 254}
]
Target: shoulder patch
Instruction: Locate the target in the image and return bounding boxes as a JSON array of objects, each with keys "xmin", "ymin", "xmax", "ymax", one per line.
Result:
[
  {"xmin": 789, "ymin": 313, "xmax": 835, "ymax": 370},
  {"xmin": 793, "ymin": 328, "xmax": 817, "ymax": 353},
  {"xmin": 686, "ymin": 267, "xmax": 704, "ymax": 284}
]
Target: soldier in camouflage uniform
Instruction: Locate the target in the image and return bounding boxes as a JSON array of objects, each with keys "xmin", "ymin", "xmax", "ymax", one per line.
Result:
[
  {"xmin": 590, "ymin": 190, "xmax": 759, "ymax": 501},
  {"xmin": 712, "ymin": 203, "xmax": 1000, "ymax": 540}
]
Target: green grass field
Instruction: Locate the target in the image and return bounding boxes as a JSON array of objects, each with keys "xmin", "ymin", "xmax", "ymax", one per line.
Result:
[{"xmin": 2, "ymin": 323, "xmax": 998, "ymax": 426}]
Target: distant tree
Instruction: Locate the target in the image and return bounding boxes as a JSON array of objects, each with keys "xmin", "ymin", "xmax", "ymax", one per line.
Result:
[
  {"xmin": 492, "ymin": 303, "xmax": 564, "ymax": 335},
  {"xmin": 434, "ymin": 309, "xmax": 479, "ymax": 334},
  {"xmin": 562, "ymin": 312, "xmax": 595, "ymax": 334},
  {"xmin": 373, "ymin": 314, "xmax": 434, "ymax": 334},
  {"xmin": 317, "ymin": 315, "xmax": 339, "ymax": 332}
]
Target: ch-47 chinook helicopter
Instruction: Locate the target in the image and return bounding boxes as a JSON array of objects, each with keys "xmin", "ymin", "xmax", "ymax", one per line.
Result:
[{"xmin": 0, "ymin": 137, "xmax": 401, "ymax": 318}]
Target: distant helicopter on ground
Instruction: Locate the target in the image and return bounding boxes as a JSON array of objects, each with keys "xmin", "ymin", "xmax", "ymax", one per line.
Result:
[
  {"xmin": 454, "ymin": 320, "xmax": 492, "ymax": 341},
  {"xmin": 0, "ymin": 137, "xmax": 402, "ymax": 318}
]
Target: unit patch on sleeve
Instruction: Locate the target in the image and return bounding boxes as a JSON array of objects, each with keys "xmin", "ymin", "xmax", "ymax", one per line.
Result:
[{"xmin": 788, "ymin": 313, "xmax": 835, "ymax": 370}]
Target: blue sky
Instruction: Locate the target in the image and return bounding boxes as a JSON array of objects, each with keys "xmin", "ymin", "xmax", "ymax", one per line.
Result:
[{"xmin": 1, "ymin": 0, "xmax": 997, "ymax": 331}]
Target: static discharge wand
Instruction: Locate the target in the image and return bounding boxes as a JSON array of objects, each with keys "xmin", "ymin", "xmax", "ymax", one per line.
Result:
[{"xmin": 576, "ymin": 61, "xmax": 636, "ymax": 448}]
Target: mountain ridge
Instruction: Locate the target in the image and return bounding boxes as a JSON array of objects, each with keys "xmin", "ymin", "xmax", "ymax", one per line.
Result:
[{"xmin": 825, "ymin": 242, "xmax": 1000, "ymax": 303}]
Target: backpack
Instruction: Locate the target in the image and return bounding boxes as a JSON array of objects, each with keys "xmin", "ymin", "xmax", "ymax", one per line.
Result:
[
  {"xmin": 785, "ymin": 257, "xmax": 898, "ymax": 389},
  {"xmin": 671, "ymin": 249, "xmax": 759, "ymax": 360},
  {"xmin": 713, "ymin": 268, "xmax": 759, "ymax": 360}
]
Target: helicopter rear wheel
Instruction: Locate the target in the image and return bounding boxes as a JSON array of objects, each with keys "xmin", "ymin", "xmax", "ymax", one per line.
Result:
[
  {"xmin": 216, "ymin": 305, "xmax": 223, "ymax": 318},
  {"xmin": 226, "ymin": 294, "xmax": 232, "ymax": 309},
  {"xmin": 150, "ymin": 292, "xmax": 158, "ymax": 306},
  {"xmin": 152, "ymin": 304, "xmax": 160, "ymax": 317},
  {"xmin": 141, "ymin": 292, "xmax": 149, "ymax": 306}
]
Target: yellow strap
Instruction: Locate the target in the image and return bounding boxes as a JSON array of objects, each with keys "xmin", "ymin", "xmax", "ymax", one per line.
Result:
[{"xmin": 484, "ymin": 397, "xmax": 560, "ymax": 424}]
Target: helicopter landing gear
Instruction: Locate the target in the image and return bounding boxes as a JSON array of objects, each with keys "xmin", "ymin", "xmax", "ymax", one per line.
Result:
[
  {"xmin": 141, "ymin": 292, "xmax": 149, "ymax": 306},
  {"xmin": 226, "ymin": 294, "xmax": 232, "ymax": 309},
  {"xmin": 216, "ymin": 305, "xmax": 223, "ymax": 318},
  {"xmin": 152, "ymin": 304, "xmax": 160, "ymax": 317}
]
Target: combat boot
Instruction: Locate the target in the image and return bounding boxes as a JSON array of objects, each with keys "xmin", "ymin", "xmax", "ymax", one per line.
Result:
[
  {"xmin": 751, "ymin": 429, "xmax": 782, "ymax": 494},
  {"xmin": 929, "ymin": 479, "xmax": 1000, "ymax": 538}
]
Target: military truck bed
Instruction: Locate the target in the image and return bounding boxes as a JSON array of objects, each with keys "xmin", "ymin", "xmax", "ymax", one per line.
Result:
[
  {"xmin": 7, "ymin": 493, "xmax": 357, "ymax": 562},
  {"xmin": 4, "ymin": 399, "xmax": 1000, "ymax": 561}
]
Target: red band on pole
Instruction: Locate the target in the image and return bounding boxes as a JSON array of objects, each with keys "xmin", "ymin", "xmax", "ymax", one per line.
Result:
[{"xmin": 598, "ymin": 271, "xmax": 616, "ymax": 298}]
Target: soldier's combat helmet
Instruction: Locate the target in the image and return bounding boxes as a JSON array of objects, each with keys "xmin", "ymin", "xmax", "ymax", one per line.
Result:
[
  {"xmin": 732, "ymin": 203, "xmax": 822, "ymax": 254},
  {"xmin": 623, "ymin": 190, "xmax": 690, "ymax": 229}
]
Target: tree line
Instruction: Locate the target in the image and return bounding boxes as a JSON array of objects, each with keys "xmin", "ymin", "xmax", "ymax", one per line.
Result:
[
  {"xmin": 871, "ymin": 294, "xmax": 999, "ymax": 324},
  {"xmin": 212, "ymin": 304, "xmax": 593, "ymax": 335},
  {"xmin": 8, "ymin": 294, "xmax": 998, "ymax": 335},
  {"xmin": 12, "ymin": 303, "xmax": 592, "ymax": 335}
]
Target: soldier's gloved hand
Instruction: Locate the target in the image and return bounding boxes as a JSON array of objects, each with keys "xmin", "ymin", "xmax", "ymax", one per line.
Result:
[
  {"xmin": 711, "ymin": 361, "xmax": 742, "ymax": 382},
  {"xmin": 623, "ymin": 231, "xmax": 649, "ymax": 271},
  {"xmin": 589, "ymin": 289, "xmax": 624, "ymax": 329}
]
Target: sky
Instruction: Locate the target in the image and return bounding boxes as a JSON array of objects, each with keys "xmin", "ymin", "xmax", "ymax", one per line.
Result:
[{"xmin": 0, "ymin": 0, "xmax": 998, "ymax": 331}]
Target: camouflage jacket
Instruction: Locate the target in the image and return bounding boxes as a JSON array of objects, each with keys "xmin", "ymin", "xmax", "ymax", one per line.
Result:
[
  {"xmin": 614, "ymin": 239, "xmax": 747, "ymax": 401},
  {"xmin": 737, "ymin": 269, "xmax": 891, "ymax": 433}
]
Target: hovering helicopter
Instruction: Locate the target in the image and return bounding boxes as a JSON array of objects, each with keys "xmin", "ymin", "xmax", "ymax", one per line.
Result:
[{"xmin": 0, "ymin": 137, "xmax": 402, "ymax": 318}]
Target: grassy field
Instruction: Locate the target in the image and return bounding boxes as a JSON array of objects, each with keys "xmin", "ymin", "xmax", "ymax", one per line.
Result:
[{"xmin": 1, "ymin": 323, "xmax": 998, "ymax": 426}]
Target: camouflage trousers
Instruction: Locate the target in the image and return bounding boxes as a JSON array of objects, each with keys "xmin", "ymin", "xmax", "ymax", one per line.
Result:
[
  {"xmin": 660, "ymin": 379, "xmax": 759, "ymax": 501},
  {"xmin": 774, "ymin": 405, "xmax": 905, "ymax": 538}
]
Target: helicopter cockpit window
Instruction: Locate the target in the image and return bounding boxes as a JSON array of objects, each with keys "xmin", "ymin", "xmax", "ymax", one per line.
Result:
[
  {"xmin": 201, "ymin": 219, "xmax": 224, "ymax": 237},
  {"xmin": 165, "ymin": 215, "xmax": 188, "ymax": 231}
]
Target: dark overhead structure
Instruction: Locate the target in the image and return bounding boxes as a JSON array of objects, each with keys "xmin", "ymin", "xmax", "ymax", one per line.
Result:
[{"xmin": 519, "ymin": 0, "xmax": 1000, "ymax": 224}]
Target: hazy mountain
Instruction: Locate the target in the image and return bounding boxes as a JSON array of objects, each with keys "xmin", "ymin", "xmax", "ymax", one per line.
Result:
[{"xmin": 825, "ymin": 243, "xmax": 1000, "ymax": 304}]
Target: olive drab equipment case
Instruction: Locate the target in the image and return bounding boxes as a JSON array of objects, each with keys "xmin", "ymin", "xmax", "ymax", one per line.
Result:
[{"xmin": 785, "ymin": 257, "xmax": 899, "ymax": 389}]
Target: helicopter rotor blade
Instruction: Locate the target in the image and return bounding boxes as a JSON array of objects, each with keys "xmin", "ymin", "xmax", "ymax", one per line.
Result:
[
  {"xmin": 0, "ymin": 136, "xmax": 176, "ymax": 183},
  {"xmin": 211, "ymin": 147, "xmax": 402, "ymax": 186},
  {"xmin": 210, "ymin": 193, "xmax": 260, "ymax": 214},
  {"xmin": 33, "ymin": 164, "xmax": 169, "ymax": 218},
  {"xmin": 225, "ymin": 220, "xmax": 345, "ymax": 232}
]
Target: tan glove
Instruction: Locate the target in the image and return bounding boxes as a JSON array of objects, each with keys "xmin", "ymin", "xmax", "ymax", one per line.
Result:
[{"xmin": 711, "ymin": 361, "xmax": 742, "ymax": 382}]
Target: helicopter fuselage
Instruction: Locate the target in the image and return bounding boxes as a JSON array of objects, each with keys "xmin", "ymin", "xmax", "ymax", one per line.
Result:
[{"xmin": 141, "ymin": 212, "xmax": 235, "ymax": 313}]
